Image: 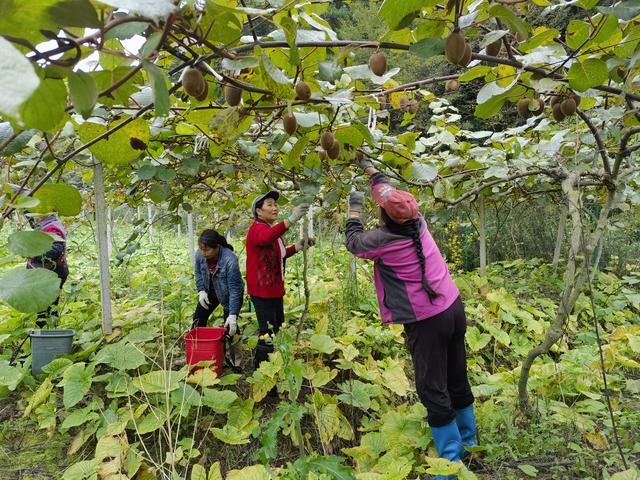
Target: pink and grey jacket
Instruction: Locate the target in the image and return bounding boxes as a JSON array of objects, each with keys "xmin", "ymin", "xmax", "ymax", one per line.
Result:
[{"xmin": 345, "ymin": 178, "xmax": 459, "ymax": 325}]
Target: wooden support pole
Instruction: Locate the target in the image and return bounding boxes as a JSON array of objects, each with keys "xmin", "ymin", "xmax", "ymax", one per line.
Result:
[
  {"xmin": 187, "ymin": 211, "xmax": 195, "ymax": 267},
  {"xmin": 479, "ymin": 196, "xmax": 487, "ymax": 277},
  {"xmin": 147, "ymin": 204, "xmax": 154, "ymax": 242},
  {"xmin": 93, "ymin": 160, "xmax": 113, "ymax": 335},
  {"xmin": 106, "ymin": 206, "xmax": 113, "ymax": 260}
]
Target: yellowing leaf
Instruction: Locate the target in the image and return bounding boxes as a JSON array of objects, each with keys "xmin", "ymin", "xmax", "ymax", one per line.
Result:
[{"xmin": 226, "ymin": 464, "xmax": 269, "ymax": 480}]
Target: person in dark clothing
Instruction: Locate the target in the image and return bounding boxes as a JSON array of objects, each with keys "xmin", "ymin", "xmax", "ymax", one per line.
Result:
[
  {"xmin": 26, "ymin": 214, "xmax": 68, "ymax": 328},
  {"xmin": 193, "ymin": 229, "xmax": 244, "ymax": 333},
  {"xmin": 345, "ymin": 160, "xmax": 477, "ymax": 479}
]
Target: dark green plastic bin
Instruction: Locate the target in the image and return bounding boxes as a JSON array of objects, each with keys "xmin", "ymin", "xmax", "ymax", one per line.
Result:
[{"xmin": 29, "ymin": 329, "xmax": 75, "ymax": 375}]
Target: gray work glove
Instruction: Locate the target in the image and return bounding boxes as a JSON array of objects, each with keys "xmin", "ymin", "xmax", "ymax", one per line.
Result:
[
  {"xmin": 356, "ymin": 150, "xmax": 373, "ymax": 170},
  {"xmin": 348, "ymin": 191, "xmax": 365, "ymax": 213},
  {"xmin": 287, "ymin": 203, "xmax": 309, "ymax": 225}
]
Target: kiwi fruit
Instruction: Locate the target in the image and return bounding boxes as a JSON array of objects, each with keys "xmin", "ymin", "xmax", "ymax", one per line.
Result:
[
  {"xmin": 445, "ymin": 31, "xmax": 467, "ymax": 65},
  {"xmin": 283, "ymin": 114, "xmax": 297, "ymax": 135},
  {"xmin": 320, "ymin": 131, "xmax": 335, "ymax": 150},
  {"xmin": 327, "ymin": 140, "xmax": 340, "ymax": 159},
  {"xmin": 517, "ymin": 98, "xmax": 531, "ymax": 118},
  {"xmin": 550, "ymin": 95, "xmax": 562, "ymax": 107},
  {"xmin": 560, "ymin": 98, "xmax": 577, "ymax": 116},
  {"xmin": 369, "ymin": 52, "xmax": 387, "ymax": 76},
  {"xmin": 408, "ymin": 99, "xmax": 419, "ymax": 114},
  {"xmin": 552, "ymin": 103, "xmax": 566, "ymax": 122},
  {"xmin": 319, "ymin": 150, "xmax": 327, "ymax": 161},
  {"xmin": 532, "ymin": 97, "xmax": 544, "ymax": 115},
  {"xmin": 399, "ymin": 95, "xmax": 410, "ymax": 112},
  {"xmin": 486, "ymin": 38, "xmax": 502, "ymax": 57},
  {"xmin": 295, "ymin": 81, "xmax": 311, "ymax": 101},
  {"xmin": 570, "ymin": 92, "xmax": 581, "ymax": 108},
  {"xmin": 224, "ymin": 84, "xmax": 242, "ymax": 106},
  {"xmin": 458, "ymin": 43, "xmax": 472, "ymax": 67},
  {"xmin": 195, "ymin": 80, "xmax": 209, "ymax": 101},
  {"xmin": 182, "ymin": 67, "xmax": 205, "ymax": 97},
  {"xmin": 356, "ymin": 149, "xmax": 364, "ymax": 162},
  {"xmin": 445, "ymin": 79, "xmax": 459, "ymax": 92}
]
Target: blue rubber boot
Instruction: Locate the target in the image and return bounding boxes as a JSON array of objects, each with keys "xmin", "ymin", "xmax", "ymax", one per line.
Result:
[
  {"xmin": 454, "ymin": 405, "xmax": 478, "ymax": 457},
  {"xmin": 430, "ymin": 419, "xmax": 464, "ymax": 480}
]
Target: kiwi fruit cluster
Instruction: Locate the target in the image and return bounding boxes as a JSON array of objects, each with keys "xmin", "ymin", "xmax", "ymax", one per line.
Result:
[
  {"xmin": 399, "ymin": 95, "xmax": 419, "ymax": 114},
  {"xmin": 283, "ymin": 113, "xmax": 297, "ymax": 135},
  {"xmin": 182, "ymin": 67, "xmax": 209, "ymax": 101},
  {"xmin": 224, "ymin": 84, "xmax": 243, "ymax": 106},
  {"xmin": 295, "ymin": 81, "xmax": 311, "ymax": 101},
  {"xmin": 445, "ymin": 79, "xmax": 460, "ymax": 92},
  {"xmin": 369, "ymin": 52, "xmax": 387, "ymax": 76},
  {"xmin": 445, "ymin": 31, "xmax": 472, "ymax": 67},
  {"xmin": 320, "ymin": 131, "xmax": 340, "ymax": 159},
  {"xmin": 516, "ymin": 97, "xmax": 544, "ymax": 118},
  {"xmin": 550, "ymin": 93, "xmax": 580, "ymax": 121}
]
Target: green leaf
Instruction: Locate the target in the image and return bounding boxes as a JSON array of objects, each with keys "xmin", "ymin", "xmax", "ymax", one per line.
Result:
[
  {"xmin": 0, "ymin": 360, "xmax": 25, "ymax": 390},
  {"xmin": 221, "ymin": 57, "xmax": 260, "ymax": 70},
  {"xmin": 132, "ymin": 370, "xmax": 185, "ymax": 394},
  {"xmin": 31, "ymin": 183, "xmax": 82, "ymax": 216},
  {"xmin": 60, "ymin": 405, "xmax": 98, "ymax": 431},
  {"xmin": 518, "ymin": 28, "xmax": 559, "ymax": 52},
  {"xmin": 21, "ymin": 78, "xmax": 68, "ymax": 132},
  {"xmin": 61, "ymin": 459, "xmax": 99, "ymax": 480},
  {"xmin": 143, "ymin": 61, "xmax": 170, "ymax": 117},
  {"xmin": 201, "ymin": 388, "xmax": 238, "ymax": 413},
  {"xmin": 137, "ymin": 164, "xmax": 157, "ymax": 180},
  {"xmin": 47, "ymin": 0, "xmax": 101, "ymax": 28},
  {"xmin": 279, "ymin": 16, "xmax": 299, "ymax": 66},
  {"xmin": 23, "ymin": 378, "xmax": 53, "ymax": 417},
  {"xmin": 104, "ymin": 18, "xmax": 149, "ymax": 40},
  {"xmin": 7, "ymin": 231, "xmax": 54, "ymax": 257},
  {"xmin": 610, "ymin": 468, "xmax": 640, "ymax": 480},
  {"xmin": 41, "ymin": 358, "xmax": 73, "ymax": 377},
  {"xmin": 378, "ymin": 0, "xmax": 429, "ymax": 30},
  {"xmin": 136, "ymin": 408, "xmax": 167, "ymax": 434},
  {"xmin": 0, "ymin": 0, "xmax": 59, "ymax": 44},
  {"xmin": 77, "ymin": 117, "xmax": 150, "ymax": 166},
  {"xmin": 284, "ymin": 137, "xmax": 308, "ymax": 170},
  {"xmin": 318, "ymin": 61, "xmax": 342, "ymax": 82},
  {"xmin": 0, "ymin": 37, "xmax": 40, "ymax": 121},
  {"xmin": 310, "ymin": 334, "xmax": 337, "ymax": 354},
  {"xmin": 0, "ymin": 267, "xmax": 60, "ymax": 313},
  {"xmin": 260, "ymin": 51, "xmax": 290, "ymax": 85},
  {"xmin": 95, "ymin": 0, "xmax": 176, "ymax": 21},
  {"xmin": 68, "ymin": 71, "xmax": 98, "ymax": 119},
  {"xmin": 156, "ymin": 167, "xmax": 176, "ymax": 182},
  {"xmin": 59, "ymin": 363, "xmax": 93, "ymax": 408},
  {"xmin": 409, "ymin": 38, "xmax": 445, "ymax": 59},
  {"xmin": 488, "ymin": 5, "xmax": 529, "ymax": 39},
  {"xmin": 191, "ymin": 464, "xmax": 207, "ymax": 480},
  {"xmin": 178, "ymin": 158, "xmax": 200, "ymax": 176},
  {"xmin": 148, "ymin": 183, "xmax": 169, "ymax": 203},
  {"xmin": 338, "ymin": 380, "xmax": 371, "ymax": 409},
  {"xmin": 94, "ymin": 341, "xmax": 146, "ymax": 371},
  {"xmin": 598, "ymin": 0, "xmax": 640, "ymax": 21},
  {"xmin": 566, "ymin": 20, "xmax": 590, "ymax": 50},
  {"xmin": 226, "ymin": 464, "xmax": 269, "ymax": 479},
  {"xmin": 518, "ymin": 465, "xmax": 539, "ymax": 477},
  {"xmin": 567, "ymin": 58, "xmax": 609, "ymax": 92},
  {"xmin": 210, "ymin": 424, "xmax": 251, "ymax": 445}
]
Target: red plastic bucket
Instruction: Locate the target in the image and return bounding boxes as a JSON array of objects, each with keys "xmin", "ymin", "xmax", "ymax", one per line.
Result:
[{"xmin": 184, "ymin": 327, "xmax": 226, "ymax": 377}]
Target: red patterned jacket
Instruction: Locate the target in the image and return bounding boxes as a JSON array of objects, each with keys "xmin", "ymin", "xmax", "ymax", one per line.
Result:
[{"xmin": 245, "ymin": 220, "xmax": 297, "ymax": 298}]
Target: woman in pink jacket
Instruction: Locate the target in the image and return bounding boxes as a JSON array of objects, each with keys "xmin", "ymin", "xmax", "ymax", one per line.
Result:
[{"xmin": 345, "ymin": 162, "xmax": 477, "ymax": 476}]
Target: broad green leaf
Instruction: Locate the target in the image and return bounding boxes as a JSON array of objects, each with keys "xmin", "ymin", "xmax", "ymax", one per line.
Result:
[
  {"xmin": 567, "ymin": 58, "xmax": 609, "ymax": 92},
  {"xmin": 0, "ymin": 0, "xmax": 59, "ymax": 43},
  {"xmin": 137, "ymin": 164, "xmax": 157, "ymax": 180},
  {"xmin": 201, "ymin": 388, "xmax": 238, "ymax": 413},
  {"xmin": 591, "ymin": 15, "xmax": 620, "ymax": 46},
  {"xmin": 337, "ymin": 380, "xmax": 371, "ymax": 409},
  {"xmin": 251, "ymin": 372, "xmax": 277, "ymax": 401},
  {"xmin": 488, "ymin": 5, "xmax": 529, "ymax": 39},
  {"xmin": 105, "ymin": 19, "xmax": 149, "ymax": 40},
  {"xmin": 191, "ymin": 464, "xmax": 207, "ymax": 480},
  {"xmin": 77, "ymin": 117, "xmax": 150, "ymax": 166},
  {"xmin": 11, "ymin": 196, "xmax": 41, "ymax": 209},
  {"xmin": 226, "ymin": 464, "xmax": 269, "ymax": 480},
  {"xmin": 95, "ymin": 0, "xmax": 176, "ymax": 20},
  {"xmin": 317, "ymin": 403, "xmax": 341, "ymax": 443},
  {"xmin": 0, "ymin": 125, "xmax": 37, "ymax": 155},
  {"xmin": 132, "ymin": 370, "xmax": 185, "ymax": 393},
  {"xmin": 7, "ymin": 231, "xmax": 54, "ymax": 257},
  {"xmin": 310, "ymin": 334, "xmax": 337, "ymax": 354},
  {"xmin": 41, "ymin": 358, "xmax": 73, "ymax": 377},
  {"xmin": 68, "ymin": 71, "xmax": 98, "ymax": 119},
  {"xmin": 136, "ymin": 408, "xmax": 167, "ymax": 434},
  {"xmin": 260, "ymin": 51, "xmax": 290, "ymax": 85},
  {"xmin": 156, "ymin": 167, "xmax": 176, "ymax": 182},
  {"xmin": 0, "ymin": 37, "xmax": 40, "ymax": 121},
  {"xmin": 31, "ymin": 183, "xmax": 82, "ymax": 216},
  {"xmin": 60, "ymin": 405, "xmax": 98, "ymax": 431},
  {"xmin": 143, "ymin": 61, "xmax": 170, "ymax": 117},
  {"xmin": 412, "ymin": 163, "xmax": 438, "ymax": 182},
  {"xmin": 609, "ymin": 469, "xmax": 640, "ymax": 480},
  {"xmin": 148, "ymin": 183, "xmax": 169, "ymax": 203},
  {"xmin": 59, "ymin": 363, "xmax": 93, "ymax": 408},
  {"xmin": 284, "ymin": 137, "xmax": 308, "ymax": 170},
  {"xmin": 566, "ymin": 20, "xmax": 590, "ymax": 50},
  {"xmin": 23, "ymin": 378, "xmax": 53, "ymax": 417},
  {"xmin": 409, "ymin": 38, "xmax": 445, "ymax": 59},
  {"xmin": 47, "ymin": 0, "xmax": 101, "ymax": 27},
  {"xmin": 382, "ymin": 359, "xmax": 410, "ymax": 396},
  {"xmin": 94, "ymin": 341, "xmax": 146, "ymax": 371},
  {"xmin": 459, "ymin": 66, "xmax": 492, "ymax": 82},
  {"xmin": 426, "ymin": 457, "xmax": 461, "ymax": 475},
  {"xmin": 518, "ymin": 465, "xmax": 539, "ymax": 477},
  {"xmin": 378, "ymin": 0, "xmax": 429, "ymax": 31},
  {"xmin": 210, "ymin": 424, "xmax": 251, "ymax": 445},
  {"xmin": 208, "ymin": 462, "xmax": 223, "ymax": 480},
  {"xmin": 519, "ymin": 28, "xmax": 559, "ymax": 52},
  {"xmin": 0, "ymin": 360, "xmax": 25, "ymax": 390},
  {"xmin": 171, "ymin": 383, "xmax": 202, "ymax": 407},
  {"xmin": 0, "ymin": 267, "xmax": 60, "ymax": 313},
  {"xmin": 335, "ymin": 125, "xmax": 364, "ymax": 148},
  {"xmin": 221, "ymin": 57, "xmax": 259, "ymax": 70},
  {"xmin": 61, "ymin": 459, "xmax": 99, "ymax": 480},
  {"xmin": 598, "ymin": 0, "xmax": 640, "ymax": 21},
  {"xmin": 21, "ymin": 78, "xmax": 68, "ymax": 131},
  {"xmin": 279, "ymin": 16, "xmax": 299, "ymax": 66},
  {"xmin": 187, "ymin": 366, "xmax": 220, "ymax": 387}
]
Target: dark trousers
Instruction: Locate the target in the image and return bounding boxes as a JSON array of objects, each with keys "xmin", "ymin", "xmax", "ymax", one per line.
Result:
[
  {"xmin": 403, "ymin": 296, "xmax": 474, "ymax": 427},
  {"xmin": 192, "ymin": 290, "xmax": 229, "ymax": 328},
  {"xmin": 250, "ymin": 296, "xmax": 284, "ymax": 335}
]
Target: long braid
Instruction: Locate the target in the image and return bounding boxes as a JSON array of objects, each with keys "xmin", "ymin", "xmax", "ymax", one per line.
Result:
[{"xmin": 410, "ymin": 221, "xmax": 438, "ymax": 300}]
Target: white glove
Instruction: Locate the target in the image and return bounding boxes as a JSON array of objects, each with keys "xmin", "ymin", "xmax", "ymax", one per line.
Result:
[
  {"xmin": 198, "ymin": 291, "xmax": 210, "ymax": 308},
  {"xmin": 287, "ymin": 203, "xmax": 309, "ymax": 225},
  {"xmin": 225, "ymin": 314, "xmax": 237, "ymax": 336}
]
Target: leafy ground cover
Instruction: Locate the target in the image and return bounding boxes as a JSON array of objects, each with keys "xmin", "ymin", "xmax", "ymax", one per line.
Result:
[{"xmin": 0, "ymin": 226, "xmax": 638, "ymax": 480}]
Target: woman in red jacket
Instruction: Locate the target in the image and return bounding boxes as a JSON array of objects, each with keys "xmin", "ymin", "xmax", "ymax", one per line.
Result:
[{"xmin": 245, "ymin": 191, "xmax": 313, "ymax": 339}]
